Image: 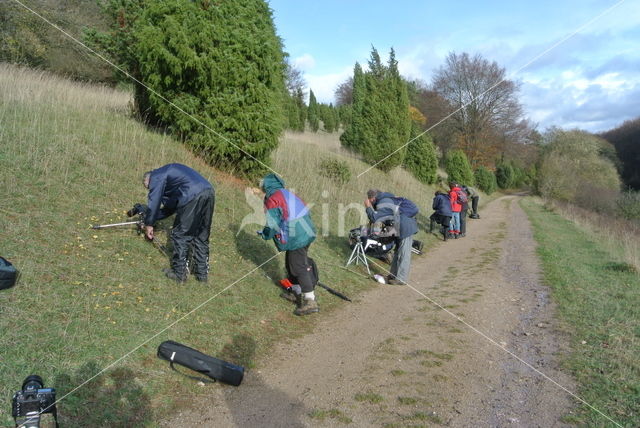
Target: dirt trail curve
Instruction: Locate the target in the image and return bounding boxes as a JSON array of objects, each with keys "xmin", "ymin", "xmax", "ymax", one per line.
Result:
[{"xmin": 163, "ymin": 195, "xmax": 576, "ymax": 427}]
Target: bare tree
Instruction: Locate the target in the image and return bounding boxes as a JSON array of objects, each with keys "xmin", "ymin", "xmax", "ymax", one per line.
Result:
[
  {"xmin": 432, "ymin": 52, "xmax": 529, "ymax": 167},
  {"xmin": 285, "ymin": 60, "xmax": 306, "ymax": 97},
  {"xmin": 334, "ymin": 76, "xmax": 353, "ymax": 106}
]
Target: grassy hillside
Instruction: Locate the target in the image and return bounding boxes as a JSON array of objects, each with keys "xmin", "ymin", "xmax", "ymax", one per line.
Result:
[{"xmin": 0, "ymin": 63, "xmax": 441, "ymax": 426}]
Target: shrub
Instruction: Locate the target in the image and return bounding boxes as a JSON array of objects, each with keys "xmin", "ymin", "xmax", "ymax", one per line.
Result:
[
  {"xmin": 445, "ymin": 149, "xmax": 474, "ymax": 185},
  {"xmin": 616, "ymin": 189, "xmax": 640, "ymax": 220},
  {"xmin": 404, "ymin": 124, "xmax": 437, "ymax": 184},
  {"xmin": 474, "ymin": 166, "xmax": 496, "ymax": 194},
  {"xmin": 93, "ymin": 0, "xmax": 285, "ymax": 176},
  {"xmin": 319, "ymin": 158, "xmax": 352, "ymax": 184},
  {"xmin": 538, "ymin": 130, "xmax": 620, "ymax": 204},
  {"xmin": 495, "ymin": 162, "xmax": 515, "ymax": 189}
]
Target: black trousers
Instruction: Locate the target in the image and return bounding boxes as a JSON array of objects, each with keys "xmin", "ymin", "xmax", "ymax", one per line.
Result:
[
  {"xmin": 171, "ymin": 188, "xmax": 215, "ymax": 278},
  {"xmin": 460, "ymin": 204, "xmax": 468, "ymax": 234},
  {"xmin": 430, "ymin": 213, "xmax": 451, "ymax": 231},
  {"xmin": 285, "ymin": 245, "xmax": 316, "ymax": 293},
  {"xmin": 471, "ymin": 196, "xmax": 479, "ymax": 215}
]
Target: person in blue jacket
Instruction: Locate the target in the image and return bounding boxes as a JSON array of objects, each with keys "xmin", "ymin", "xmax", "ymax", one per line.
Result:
[
  {"xmin": 365, "ymin": 189, "xmax": 418, "ymax": 285},
  {"xmin": 142, "ymin": 163, "xmax": 214, "ymax": 283},
  {"xmin": 259, "ymin": 173, "xmax": 319, "ymax": 316},
  {"xmin": 430, "ymin": 190, "xmax": 453, "ymax": 241}
]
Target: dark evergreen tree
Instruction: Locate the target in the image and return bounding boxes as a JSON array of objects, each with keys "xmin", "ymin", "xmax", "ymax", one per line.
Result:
[
  {"xmin": 307, "ymin": 89, "xmax": 320, "ymax": 132},
  {"xmin": 341, "ymin": 47, "xmax": 410, "ymax": 171},
  {"xmin": 474, "ymin": 166, "xmax": 497, "ymax": 194},
  {"xmin": 340, "ymin": 62, "xmax": 364, "ymax": 148},
  {"xmin": 404, "ymin": 122, "xmax": 438, "ymax": 184},
  {"xmin": 495, "ymin": 162, "xmax": 515, "ymax": 189},
  {"xmin": 445, "ymin": 149, "xmax": 475, "ymax": 185},
  {"xmin": 91, "ymin": 0, "xmax": 285, "ymax": 175}
]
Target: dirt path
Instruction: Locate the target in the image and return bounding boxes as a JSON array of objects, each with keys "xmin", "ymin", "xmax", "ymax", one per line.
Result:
[{"xmin": 162, "ymin": 195, "xmax": 576, "ymax": 427}]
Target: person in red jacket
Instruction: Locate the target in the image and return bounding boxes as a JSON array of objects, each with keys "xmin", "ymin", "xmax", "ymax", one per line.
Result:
[{"xmin": 448, "ymin": 182, "xmax": 463, "ymax": 238}]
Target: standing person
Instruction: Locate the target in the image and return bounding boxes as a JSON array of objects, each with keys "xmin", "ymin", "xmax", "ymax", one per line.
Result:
[
  {"xmin": 464, "ymin": 185, "xmax": 480, "ymax": 219},
  {"xmin": 259, "ymin": 173, "xmax": 319, "ymax": 316},
  {"xmin": 458, "ymin": 186, "xmax": 469, "ymax": 237},
  {"xmin": 143, "ymin": 163, "xmax": 215, "ymax": 283},
  {"xmin": 430, "ymin": 190, "xmax": 452, "ymax": 241},
  {"xmin": 365, "ymin": 189, "xmax": 418, "ymax": 285},
  {"xmin": 448, "ymin": 182, "xmax": 463, "ymax": 238}
]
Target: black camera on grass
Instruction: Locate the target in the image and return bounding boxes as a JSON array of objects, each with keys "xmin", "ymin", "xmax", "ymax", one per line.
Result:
[
  {"xmin": 127, "ymin": 203, "xmax": 148, "ymax": 218},
  {"xmin": 11, "ymin": 375, "xmax": 57, "ymax": 428}
]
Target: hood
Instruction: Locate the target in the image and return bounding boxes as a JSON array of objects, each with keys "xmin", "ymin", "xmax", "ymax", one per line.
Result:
[{"xmin": 262, "ymin": 173, "xmax": 285, "ymax": 198}]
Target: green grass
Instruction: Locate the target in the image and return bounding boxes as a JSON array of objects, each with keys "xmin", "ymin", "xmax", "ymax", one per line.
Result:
[
  {"xmin": 521, "ymin": 198, "xmax": 639, "ymax": 427},
  {"xmin": 354, "ymin": 391, "xmax": 385, "ymax": 404},
  {"xmin": 309, "ymin": 408, "xmax": 352, "ymax": 424}
]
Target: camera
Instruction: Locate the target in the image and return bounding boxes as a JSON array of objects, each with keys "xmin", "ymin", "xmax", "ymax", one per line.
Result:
[
  {"xmin": 11, "ymin": 375, "xmax": 57, "ymax": 428},
  {"xmin": 127, "ymin": 203, "xmax": 148, "ymax": 218}
]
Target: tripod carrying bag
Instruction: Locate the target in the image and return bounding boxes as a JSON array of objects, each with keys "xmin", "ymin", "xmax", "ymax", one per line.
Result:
[
  {"xmin": 0, "ymin": 257, "xmax": 18, "ymax": 290},
  {"xmin": 157, "ymin": 340, "xmax": 244, "ymax": 386}
]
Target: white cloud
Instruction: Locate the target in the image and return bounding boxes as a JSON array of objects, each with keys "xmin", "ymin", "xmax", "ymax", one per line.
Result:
[
  {"xmin": 304, "ymin": 67, "xmax": 353, "ymax": 104},
  {"xmin": 293, "ymin": 54, "xmax": 316, "ymax": 71}
]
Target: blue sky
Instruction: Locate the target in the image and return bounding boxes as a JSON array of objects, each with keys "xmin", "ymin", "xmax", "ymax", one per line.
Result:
[{"xmin": 268, "ymin": 0, "xmax": 640, "ymax": 133}]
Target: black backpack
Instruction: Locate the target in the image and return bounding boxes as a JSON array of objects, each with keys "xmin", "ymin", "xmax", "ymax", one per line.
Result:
[{"xmin": 0, "ymin": 257, "xmax": 18, "ymax": 290}]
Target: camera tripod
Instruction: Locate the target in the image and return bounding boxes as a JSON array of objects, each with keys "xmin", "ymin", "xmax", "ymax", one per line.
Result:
[{"xmin": 345, "ymin": 238, "xmax": 372, "ymax": 275}]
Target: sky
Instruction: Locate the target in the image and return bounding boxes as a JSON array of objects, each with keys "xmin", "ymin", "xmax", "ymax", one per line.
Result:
[{"xmin": 268, "ymin": 0, "xmax": 640, "ymax": 133}]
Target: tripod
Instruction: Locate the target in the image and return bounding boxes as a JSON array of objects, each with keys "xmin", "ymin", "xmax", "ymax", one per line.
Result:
[{"xmin": 345, "ymin": 237, "xmax": 371, "ymax": 275}]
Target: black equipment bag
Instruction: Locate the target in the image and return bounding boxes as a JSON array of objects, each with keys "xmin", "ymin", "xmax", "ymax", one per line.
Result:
[
  {"xmin": 157, "ymin": 340, "xmax": 244, "ymax": 386},
  {"xmin": 0, "ymin": 257, "xmax": 18, "ymax": 290}
]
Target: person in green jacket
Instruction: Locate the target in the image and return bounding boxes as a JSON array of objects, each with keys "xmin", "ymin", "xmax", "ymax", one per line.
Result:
[
  {"xmin": 259, "ymin": 174, "xmax": 319, "ymax": 316},
  {"xmin": 463, "ymin": 185, "xmax": 480, "ymax": 219}
]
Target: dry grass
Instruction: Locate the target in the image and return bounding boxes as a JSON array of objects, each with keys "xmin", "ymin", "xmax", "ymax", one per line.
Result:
[{"xmin": 544, "ymin": 198, "xmax": 640, "ymax": 272}]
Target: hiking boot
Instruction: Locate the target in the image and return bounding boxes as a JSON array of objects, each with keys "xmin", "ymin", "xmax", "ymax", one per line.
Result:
[
  {"xmin": 280, "ymin": 290, "xmax": 298, "ymax": 303},
  {"xmin": 387, "ymin": 278, "xmax": 406, "ymax": 285},
  {"xmin": 195, "ymin": 275, "xmax": 208, "ymax": 283},
  {"xmin": 163, "ymin": 268, "xmax": 186, "ymax": 283},
  {"xmin": 294, "ymin": 298, "xmax": 319, "ymax": 316}
]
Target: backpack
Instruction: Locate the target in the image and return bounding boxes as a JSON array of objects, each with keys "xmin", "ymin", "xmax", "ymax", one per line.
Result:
[
  {"xmin": 392, "ymin": 197, "xmax": 419, "ymax": 218},
  {"xmin": 455, "ymin": 188, "xmax": 468, "ymax": 204}
]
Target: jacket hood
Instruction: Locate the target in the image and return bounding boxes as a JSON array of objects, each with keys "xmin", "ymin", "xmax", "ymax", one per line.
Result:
[{"xmin": 262, "ymin": 173, "xmax": 285, "ymax": 197}]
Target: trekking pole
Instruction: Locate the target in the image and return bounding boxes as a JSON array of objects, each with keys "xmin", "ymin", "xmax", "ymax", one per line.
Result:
[
  {"xmin": 317, "ymin": 281, "xmax": 352, "ymax": 302},
  {"xmin": 91, "ymin": 221, "xmax": 141, "ymax": 229}
]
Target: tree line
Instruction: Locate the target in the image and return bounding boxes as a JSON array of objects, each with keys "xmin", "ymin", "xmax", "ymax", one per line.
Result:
[{"xmin": 2, "ymin": 0, "xmax": 636, "ymax": 212}]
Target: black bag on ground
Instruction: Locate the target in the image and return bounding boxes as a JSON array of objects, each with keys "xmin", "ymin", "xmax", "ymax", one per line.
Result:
[
  {"xmin": 0, "ymin": 257, "xmax": 18, "ymax": 290},
  {"xmin": 157, "ymin": 340, "xmax": 244, "ymax": 386}
]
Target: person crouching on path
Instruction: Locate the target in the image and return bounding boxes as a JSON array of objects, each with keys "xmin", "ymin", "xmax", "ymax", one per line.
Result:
[
  {"xmin": 430, "ymin": 190, "xmax": 452, "ymax": 241},
  {"xmin": 365, "ymin": 189, "xmax": 418, "ymax": 285},
  {"xmin": 143, "ymin": 163, "xmax": 215, "ymax": 283},
  {"xmin": 448, "ymin": 182, "xmax": 463, "ymax": 238},
  {"xmin": 259, "ymin": 173, "xmax": 319, "ymax": 316}
]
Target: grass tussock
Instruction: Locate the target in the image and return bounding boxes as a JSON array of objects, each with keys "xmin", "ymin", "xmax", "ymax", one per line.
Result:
[{"xmin": 521, "ymin": 198, "xmax": 639, "ymax": 427}]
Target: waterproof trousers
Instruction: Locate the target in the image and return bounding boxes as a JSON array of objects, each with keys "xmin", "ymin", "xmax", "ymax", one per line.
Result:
[{"xmin": 171, "ymin": 188, "xmax": 215, "ymax": 279}]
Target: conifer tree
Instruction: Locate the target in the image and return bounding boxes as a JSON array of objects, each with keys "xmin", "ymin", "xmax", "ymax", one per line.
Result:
[
  {"xmin": 404, "ymin": 122, "xmax": 438, "ymax": 184},
  {"xmin": 340, "ymin": 47, "xmax": 410, "ymax": 171},
  {"xmin": 307, "ymin": 89, "xmax": 320, "ymax": 132},
  {"xmin": 93, "ymin": 0, "xmax": 285, "ymax": 175},
  {"xmin": 445, "ymin": 149, "xmax": 475, "ymax": 185},
  {"xmin": 340, "ymin": 62, "xmax": 365, "ymax": 148}
]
